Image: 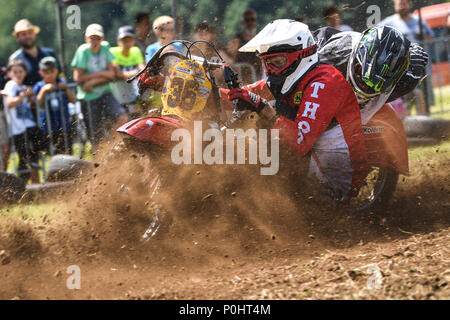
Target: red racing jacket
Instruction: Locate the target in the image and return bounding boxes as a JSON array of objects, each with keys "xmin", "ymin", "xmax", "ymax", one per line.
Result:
[{"xmin": 228, "ymin": 64, "xmax": 369, "ymax": 195}]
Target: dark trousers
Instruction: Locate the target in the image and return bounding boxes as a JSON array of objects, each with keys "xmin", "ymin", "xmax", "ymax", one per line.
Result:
[
  {"xmin": 81, "ymin": 93, "xmax": 126, "ymax": 147},
  {"xmin": 12, "ymin": 127, "xmax": 48, "ymax": 182}
]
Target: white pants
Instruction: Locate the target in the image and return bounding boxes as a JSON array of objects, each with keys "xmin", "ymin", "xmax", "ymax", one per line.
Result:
[{"xmin": 308, "ymin": 147, "xmax": 354, "ymax": 201}]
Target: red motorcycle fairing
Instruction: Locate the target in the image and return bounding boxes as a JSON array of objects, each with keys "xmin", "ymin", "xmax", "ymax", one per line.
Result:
[
  {"xmin": 363, "ymin": 104, "xmax": 409, "ymax": 176},
  {"xmin": 117, "ymin": 116, "xmax": 185, "ymax": 148},
  {"xmin": 117, "ymin": 105, "xmax": 409, "ymax": 176}
]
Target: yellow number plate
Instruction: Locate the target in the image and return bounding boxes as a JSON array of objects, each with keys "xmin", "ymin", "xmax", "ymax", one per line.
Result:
[{"xmin": 161, "ymin": 59, "xmax": 212, "ymax": 120}]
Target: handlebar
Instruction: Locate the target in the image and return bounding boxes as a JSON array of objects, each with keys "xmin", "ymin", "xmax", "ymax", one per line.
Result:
[{"xmin": 127, "ymin": 40, "xmax": 228, "ymax": 83}]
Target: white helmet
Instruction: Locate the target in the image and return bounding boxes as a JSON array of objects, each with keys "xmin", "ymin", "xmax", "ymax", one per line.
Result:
[{"xmin": 240, "ymin": 19, "xmax": 318, "ymax": 95}]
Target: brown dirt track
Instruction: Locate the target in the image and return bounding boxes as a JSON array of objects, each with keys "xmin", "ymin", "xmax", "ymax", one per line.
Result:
[{"xmin": 0, "ymin": 140, "xmax": 449, "ymax": 300}]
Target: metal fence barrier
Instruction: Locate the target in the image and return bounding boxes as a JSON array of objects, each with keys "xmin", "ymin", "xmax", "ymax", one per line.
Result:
[
  {"xmin": 1, "ymin": 81, "xmax": 138, "ymax": 182},
  {"xmin": 1, "ymin": 83, "xmax": 90, "ymax": 182},
  {"xmin": 424, "ymin": 36, "xmax": 450, "ymax": 115}
]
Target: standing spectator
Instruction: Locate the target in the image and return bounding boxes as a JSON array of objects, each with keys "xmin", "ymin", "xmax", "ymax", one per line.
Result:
[
  {"xmin": 9, "ymin": 19, "xmax": 60, "ymax": 87},
  {"xmin": 3, "ymin": 60, "xmax": 47, "ymax": 183},
  {"xmin": 0, "ymin": 98, "xmax": 8, "ymax": 171},
  {"xmin": 34, "ymin": 57, "xmax": 75, "ymax": 155},
  {"xmin": 191, "ymin": 21, "xmax": 233, "ymax": 86},
  {"xmin": 71, "ymin": 24, "xmax": 127, "ymax": 147},
  {"xmin": 192, "ymin": 21, "xmax": 232, "ymax": 62},
  {"xmin": 134, "ymin": 13, "xmax": 154, "ymax": 55},
  {"xmin": 145, "ymin": 16, "xmax": 183, "ymax": 63},
  {"xmin": 379, "ymin": 0, "xmax": 434, "ymax": 114},
  {"xmin": 110, "ymin": 26, "xmax": 145, "ymax": 116},
  {"xmin": 379, "ymin": 0, "xmax": 434, "ymax": 42},
  {"xmin": 227, "ymin": 9, "xmax": 262, "ymax": 78},
  {"xmin": 1, "ymin": 67, "xmax": 10, "ymax": 170},
  {"xmin": 322, "ymin": 5, "xmax": 353, "ymax": 32}
]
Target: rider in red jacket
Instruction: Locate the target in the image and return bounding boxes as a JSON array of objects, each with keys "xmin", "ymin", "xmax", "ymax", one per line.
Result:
[
  {"xmin": 139, "ymin": 20, "xmax": 368, "ymax": 202},
  {"xmin": 221, "ymin": 19, "xmax": 368, "ymax": 201}
]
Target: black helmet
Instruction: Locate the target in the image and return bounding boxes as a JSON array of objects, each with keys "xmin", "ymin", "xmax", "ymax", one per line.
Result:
[{"xmin": 348, "ymin": 26, "xmax": 410, "ymax": 98}]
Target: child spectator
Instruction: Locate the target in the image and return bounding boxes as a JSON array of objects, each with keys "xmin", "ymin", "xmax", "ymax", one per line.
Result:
[
  {"xmin": 0, "ymin": 98, "xmax": 8, "ymax": 171},
  {"xmin": 71, "ymin": 24, "xmax": 127, "ymax": 147},
  {"xmin": 34, "ymin": 56, "xmax": 75, "ymax": 154},
  {"xmin": 3, "ymin": 59, "xmax": 47, "ymax": 183},
  {"xmin": 192, "ymin": 21, "xmax": 233, "ymax": 61},
  {"xmin": 1, "ymin": 67, "xmax": 10, "ymax": 170},
  {"xmin": 322, "ymin": 5, "xmax": 353, "ymax": 32},
  {"xmin": 145, "ymin": 16, "xmax": 183, "ymax": 62},
  {"xmin": 134, "ymin": 13, "xmax": 154, "ymax": 55},
  {"xmin": 110, "ymin": 26, "xmax": 145, "ymax": 116},
  {"xmin": 191, "ymin": 21, "xmax": 233, "ymax": 86}
]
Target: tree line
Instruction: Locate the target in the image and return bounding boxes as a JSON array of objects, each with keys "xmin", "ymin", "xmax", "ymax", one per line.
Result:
[{"xmin": 0, "ymin": 0, "xmax": 442, "ymax": 79}]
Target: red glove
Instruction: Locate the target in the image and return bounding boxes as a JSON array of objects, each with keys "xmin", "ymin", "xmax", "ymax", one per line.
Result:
[
  {"xmin": 220, "ymin": 87, "xmax": 264, "ymax": 113},
  {"xmin": 139, "ymin": 72, "xmax": 165, "ymax": 90}
]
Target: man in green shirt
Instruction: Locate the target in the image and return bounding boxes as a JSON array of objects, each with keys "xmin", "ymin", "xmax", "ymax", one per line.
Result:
[
  {"xmin": 110, "ymin": 26, "xmax": 145, "ymax": 115},
  {"xmin": 71, "ymin": 24, "xmax": 127, "ymax": 146}
]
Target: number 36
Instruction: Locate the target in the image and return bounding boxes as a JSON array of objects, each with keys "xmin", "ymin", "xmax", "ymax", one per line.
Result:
[{"xmin": 167, "ymin": 77, "xmax": 199, "ymax": 110}]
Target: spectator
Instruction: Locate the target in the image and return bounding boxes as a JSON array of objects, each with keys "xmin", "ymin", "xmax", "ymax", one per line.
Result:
[
  {"xmin": 294, "ymin": 16, "xmax": 307, "ymax": 24},
  {"xmin": 110, "ymin": 26, "xmax": 145, "ymax": 116},
  {"xmin": 379, "ymin": 0, "xmax": 434, "ymax": 42},
  {"xmin": 145, "ymin": 16, "xmax": 183, "ymax": 63},
  {"xmin": 1, "ymin": 67, "xmax": 10, "ymax": 170},
  {"xmin": 9, "ymin": 19, "xmax": 60, "ymax": 87},
  {"xmin": 3, "ymin": 60, "xmax": 47, "ymax": 183},
  {"xmin": 34, "ymin": 56, "xmax": 75, "ymax": 155},
  {"xmin": 379, "ymin": 0, "xmax": 434, "ymax": 114},
  {"xmin": 192, "ymin": 21, "xmax": 232, "ymax": 62},
  {"xmin": 227, "ymin": 9, "xmax": 263, "ymax": 78},
  {"xmin": 322, "ymin": 5, "xmax": 353, "ymax": 32},
  {"xmin": 191, "ymin": 21, "xmax": 233, "ymax": 86},
  {"xmin": 134, "ymin": 13, "xmax": 154, "ymax": 55},
  {"xmin": 71, "ymin": 24, "xmax": 128, "ymax": 147},
  {"xmin": 0, "ymin": 100, "xmax": 8, "ymax": 171}
]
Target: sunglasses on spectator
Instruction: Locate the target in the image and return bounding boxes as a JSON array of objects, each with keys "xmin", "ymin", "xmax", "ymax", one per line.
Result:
[{"xmin": 244, "ymin": 18, "xmax": 256, "ymax": 22}]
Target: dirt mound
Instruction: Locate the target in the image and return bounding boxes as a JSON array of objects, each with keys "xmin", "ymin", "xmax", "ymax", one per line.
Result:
[
  {"xmin": 1, "ymin": 136, "xmax": 448, "ymax": 299},
  {"xmin": 38, "ymin": 136, "xmax": 450, "ymax": 269},
  {"xmin": 54, "ymin": 139, "xmax": 328, "ymax": 268},
  {"xmin": 0, "ymin": 220, "xmax": 43, "ymax": 261}
]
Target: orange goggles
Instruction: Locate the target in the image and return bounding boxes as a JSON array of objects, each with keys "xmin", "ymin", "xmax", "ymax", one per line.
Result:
[{"xmin": 260, "ymin": 45, "xmax": 317, "ymax": 76}]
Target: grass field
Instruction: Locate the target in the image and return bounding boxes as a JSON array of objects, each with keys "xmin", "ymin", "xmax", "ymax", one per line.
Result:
[{"xmin": 412, "ymin": 85, "xmax": 450, "ymax": 120}]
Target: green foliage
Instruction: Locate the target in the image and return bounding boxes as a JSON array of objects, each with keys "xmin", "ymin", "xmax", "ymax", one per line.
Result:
[{"xmin": 0, "ymin": 0, "xmax": 444, "ymax": 79}]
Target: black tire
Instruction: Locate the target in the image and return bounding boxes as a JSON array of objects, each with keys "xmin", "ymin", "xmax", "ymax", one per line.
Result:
[
  {"xmin": 348, "ymin": 166, "xmax": 398, "ymax": 213},
  {"xmin": 0, "ymin": 172, "xmax": 26, "ymax": 205}
]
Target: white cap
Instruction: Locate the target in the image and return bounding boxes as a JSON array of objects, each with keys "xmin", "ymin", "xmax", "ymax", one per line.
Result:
[{"xmin": 85, "ymin": 24, "xmax": 104, "ymax": 38}]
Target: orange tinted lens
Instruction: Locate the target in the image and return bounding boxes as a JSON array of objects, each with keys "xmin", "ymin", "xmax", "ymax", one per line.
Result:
[{"xmin": 264, "ymin": 55, "xmax": 287, "ymax": 69}]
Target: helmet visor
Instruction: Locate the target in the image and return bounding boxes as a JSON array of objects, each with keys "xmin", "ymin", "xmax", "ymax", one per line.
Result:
[{"xmin": 352, "ymin": 60, "xmax": 377, "ymax": 96}]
